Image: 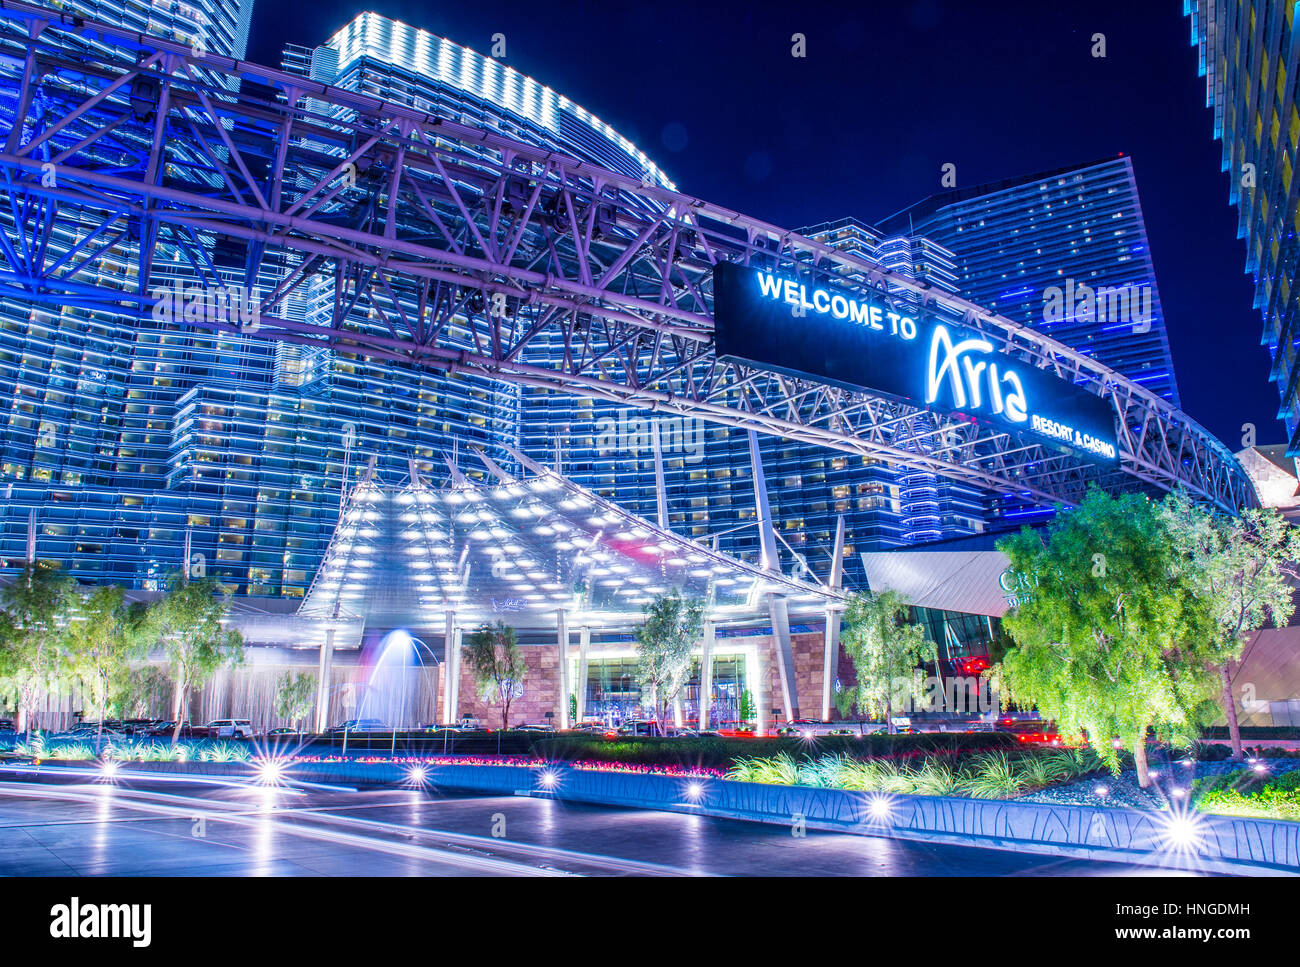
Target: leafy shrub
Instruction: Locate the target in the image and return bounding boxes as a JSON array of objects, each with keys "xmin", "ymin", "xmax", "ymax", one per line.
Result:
[
  {"xmin": 875, "ymin": 759, "xmax": 917, "ymax": 795},
  {"xmin": 726, "ymin": 752, "xmax": 801, "ymax": 785},
  {"xmin": 198, "ymin": 741, "xmax": 251, "ymax": 763},
  {"xmin": 960, "ymin": 752, "xmax": 1028, "ymax": 799},
  {"xmin": 534, "ymin": 732, "xmax": 1018, "ymax": 770},
  {"xmin": 1194, "ymin": 767, "xmax": 1300, "ymax": 821},
  {"xmin": 797, "ymin": 753, "xmax": 846, "ymax": 788},
  {"xmin": 47, "ymin": 742, "xmax": 93, "ymax": 760},
  {"xmin": 1196, "ymin": 743, "xmax": 1234, "ymax": 762},
  {"xmin": 909, "ymin": 759, "xmax": 958, "ymax": 796},
  {"xmin": 833, "ymin": 758, "xmax": 888, "ymax": 792},
  {"xmin": 1015, "ymin": 750, "xmax": 1074, "ymax": 788},
  {"xmin": 11, "ymin": 732, "xmax": 48, "ymax": 758}
]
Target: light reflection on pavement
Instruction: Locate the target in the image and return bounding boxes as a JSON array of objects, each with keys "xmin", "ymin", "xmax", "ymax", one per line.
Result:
[{"xmin": 0, "ymin": 774, "xmax": 1205, "ymax": 877}]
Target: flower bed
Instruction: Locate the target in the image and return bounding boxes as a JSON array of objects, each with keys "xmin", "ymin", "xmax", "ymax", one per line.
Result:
[
  {"xmin": 725, "ymin": 747, "xmax": 1106, "ymax": 798},
  {"xmin": 1193, "ymin": 766, "xmax": 1300, "ymax": 821}
]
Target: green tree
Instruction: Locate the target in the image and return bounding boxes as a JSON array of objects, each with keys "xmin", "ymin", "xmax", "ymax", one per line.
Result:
[
  {"xmin": 464, "ymin": 621, "xmax": 525, "ymax": 730},
  {"xmin": 114, "ymin": 666, "xmax": 170, "ymax": 720},
  {"xmin": 147, "ymin": 571, "xmax": 244, "ymax": 742},
  {"xmin": 832, "ymin": 680, "xmax": 858, "ymax": 723},
  {"xmin": 0, "ymin": 563, "xmax": 78, "ymax": 734},
  {"xmin": 840, "ymin": 590, "xmax": 936, "ymax": 734},
  {"xmin": 1162, "ymin": 491, "xmax": 1300, "ymax": 759},
  {"xmin": 738, "ymin": 688, "xmax": 755, "ymax": 726},
  {"xmin": 997, "ymin": 489, "xmax": 1216, "ymax": 787},
  {"xmin": 67, "ymin": 585, "xmax": 150, "ymax": 744},
  {"xmin": 635, "ymin": 590, "xmax": 705, "ymax": 736},
  {"xmin": 274, "ymin": 671, "xmax": 317, "ymax": 733}
]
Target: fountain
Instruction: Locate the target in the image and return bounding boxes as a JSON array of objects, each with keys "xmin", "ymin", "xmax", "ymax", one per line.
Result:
[{"xmin": 355, "ymin": 629, "xmax": 439, "ymax": 730}]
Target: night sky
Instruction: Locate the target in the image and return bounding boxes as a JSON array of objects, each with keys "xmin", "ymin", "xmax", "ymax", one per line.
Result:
[{"xmin": 248, "ymin": 0, "xmax": 1280, "ymax": 452}]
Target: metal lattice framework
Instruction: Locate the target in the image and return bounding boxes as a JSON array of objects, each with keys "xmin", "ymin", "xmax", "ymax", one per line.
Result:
[{"xmin": 0, "ymin": 1, "xmax": 1256, "ymax": 512}]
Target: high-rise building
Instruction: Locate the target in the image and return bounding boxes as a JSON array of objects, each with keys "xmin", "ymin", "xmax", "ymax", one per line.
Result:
[
  {"xmin": 877, "ymin": 157, "xmax": 1182, "ymax": 407},
  {"xmin": 0, "ymin": 9, "xmax": 672, "ymax": 597},
  {"xmin": 0, "ymin": 8, "xmax": 1170, "ymax": 605},
  {"xmin": 1186, "ymin": 1, "xmax": 1300, "ymax": 452}
]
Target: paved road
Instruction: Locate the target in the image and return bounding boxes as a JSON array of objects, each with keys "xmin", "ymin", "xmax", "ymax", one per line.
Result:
[{"xmin": 0, "ymin": 772, "xmax": 1202, "ymax": 876}]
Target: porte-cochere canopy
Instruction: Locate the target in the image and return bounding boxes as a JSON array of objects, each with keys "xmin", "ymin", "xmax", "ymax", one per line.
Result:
[{"xmin": 297, "ymin": 446, "xmax": 843, "ymax": 631}]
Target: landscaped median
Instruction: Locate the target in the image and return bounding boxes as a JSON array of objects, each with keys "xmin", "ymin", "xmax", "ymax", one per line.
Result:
[{"xmin": 6, "ymin": 738, "xmax": 1299, "ymax": 875}]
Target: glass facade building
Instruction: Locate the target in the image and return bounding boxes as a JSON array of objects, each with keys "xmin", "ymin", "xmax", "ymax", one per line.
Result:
[
  {"xmin": 0, "ymin": 8, "xmax": 1187, "ymax": 609},
  {"xmin": 524, "ymin": 216, "xmax": 991, "ymax": 595},
  {"xmin": 0, "ymin": 9, "xmax": 680, "ymax": 598},
  {"xmin": 877, "ymin": 157, "xmax": 1182, "ymax": 407},
  {"xmin": 1186, "ymin": 1, "xmax": 1300, "ymax": 452}
]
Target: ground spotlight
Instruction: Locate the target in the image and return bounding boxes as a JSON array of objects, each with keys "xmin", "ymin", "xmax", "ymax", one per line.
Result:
[
  {"xmin": 1160, "ymin": 811, "xmax": 1206, "ymax": 853},
  {"xmin": 256, "ymin": 757, "xmax": 286, "ymax": 786},
  {"xmin": 406, "ymin": 764, "xmax": 429, "ymax": 786},
  {"xmin": 867, "ymin": 794, "xmax": 893, "ymax": 821},
  {"xmin": 538, "ymin": 768, "xmax": 559, "ymax": 790},
  {"xmin": 1093, "ymin": 784, "xmax": 1109, "ymax": 798},
  {"xmin": 684, "ymin": 780, "xmax": 704, "ymax": 801},
  {"xmin": 100, "ymin": 759, "xmax": 119, "ymax": 779}
]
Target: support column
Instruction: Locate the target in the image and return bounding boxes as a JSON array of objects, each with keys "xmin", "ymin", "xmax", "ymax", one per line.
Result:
[
  {"xmin": 652, "ymin": 421, "xmax": 669, "ymax": 530},
  {"xmin": 575, "ymin": 627, "xmax": 591, "ymax": 722},
  {"xmin": 747, "ymin": 431, "xmax": 780, "ymax": 571},
  {"xmin": 315, "ymin": 627, "xmax": 335, "ymax": 733},
  {"xmin": 699, "ymin": 620, "xmax": 715, "ymax": 729},
  {"xmin": 25, "ymin": 508, "xmax": 35, "ymax": 564},
  {"xmin": 443, "ymin": 612, "xmax": 460, "ymax": 725},
  {"xmin": 822, "ymin": 515, "xmax": 846, "ymax": 722},
  {"xmin": 556, "ymin": 609, "xmax": 571, "ymax": 730},
  {"xmin": 823, "ymin": 612, "xmax": 842, "ymax": 721},
  {"xmin": 767, "ymin": 593, "xmax": 799, "ymax": 723}
]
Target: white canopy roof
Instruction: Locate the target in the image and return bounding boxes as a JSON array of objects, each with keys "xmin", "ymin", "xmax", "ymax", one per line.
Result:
[{"xmin": 297, "ymin": 446, "xmax": 842, "ymax": 630}]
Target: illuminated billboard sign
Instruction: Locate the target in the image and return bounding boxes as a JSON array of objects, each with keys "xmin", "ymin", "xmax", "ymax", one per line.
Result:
[{"xmin": 712, "ymin": 262, "xmax": 1119, "ymax": 463}]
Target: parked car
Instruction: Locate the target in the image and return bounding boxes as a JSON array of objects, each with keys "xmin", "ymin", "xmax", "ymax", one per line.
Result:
[
  {"xmin": 328, "ymin": 719, "xmax": 388, "ymax": 733},
  {"xmin": 617, "ymin": 720, "xmax": 663, "ymax": 737},
  {"xmin": 265, "ymin": 728, "xmax": 299, "ymax": 736},
  {"xmin": 146, "ymin": 722, "xmax": 210, "ymax": 739},
  {"xmin": 512, "ymin": 724, "xmax": 554, "ymax": 733},
  {"xmin": 206, "ymin": 719, "xmax": 255, "ymax": 739}
]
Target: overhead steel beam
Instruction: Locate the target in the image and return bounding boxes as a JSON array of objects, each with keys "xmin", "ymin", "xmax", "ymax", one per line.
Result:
[{"xmin": 0, "ymin": 0, "xmax": 1258, "ymax": 514}]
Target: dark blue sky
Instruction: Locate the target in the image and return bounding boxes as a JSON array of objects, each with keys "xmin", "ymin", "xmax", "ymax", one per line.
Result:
[{"xmin": 248, "ymin": 0, "xmax": 1280, "ymax": 451}]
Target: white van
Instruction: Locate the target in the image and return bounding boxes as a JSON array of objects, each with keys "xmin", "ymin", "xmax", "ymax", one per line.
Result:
[{"xmin": 207, "ymin": 718, "xmax": 254, "ymax": 738}]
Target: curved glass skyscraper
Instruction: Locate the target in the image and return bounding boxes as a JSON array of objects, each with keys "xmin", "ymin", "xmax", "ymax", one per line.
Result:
[{"xmin": 0, "ymin": 6, "xmax": 1193, "ymax": 603}]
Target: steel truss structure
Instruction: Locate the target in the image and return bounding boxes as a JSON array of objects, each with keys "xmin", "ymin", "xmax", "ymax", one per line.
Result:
[{"xmin": 0, "ymin": 1, "xmax": 1256, "ymax": 512}]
